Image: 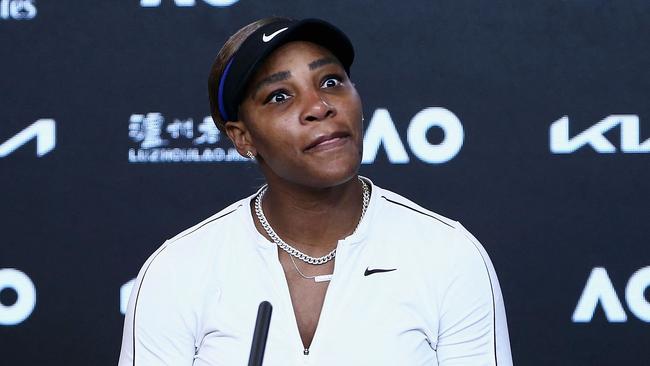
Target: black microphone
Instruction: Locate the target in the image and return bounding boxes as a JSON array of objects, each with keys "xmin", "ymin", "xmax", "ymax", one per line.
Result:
[{"xmin": 248, "ymin": 301, "xmax": 273, "ymax": 366}]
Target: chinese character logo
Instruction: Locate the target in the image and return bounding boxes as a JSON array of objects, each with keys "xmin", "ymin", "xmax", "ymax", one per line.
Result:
[{"xmin": 128, "ymin": 112, "xmax": 245, "ymax": 164}]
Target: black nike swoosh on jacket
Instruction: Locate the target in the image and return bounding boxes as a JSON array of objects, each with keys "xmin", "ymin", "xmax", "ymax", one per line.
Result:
[{"xmin": 364, "ymin": 267, "xmax": 397, "ymax": 276}]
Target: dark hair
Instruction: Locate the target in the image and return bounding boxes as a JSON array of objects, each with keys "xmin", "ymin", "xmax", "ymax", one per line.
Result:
[{"xmin": 208, "ymin": 16, "xmax": 291, "ymax": 132}]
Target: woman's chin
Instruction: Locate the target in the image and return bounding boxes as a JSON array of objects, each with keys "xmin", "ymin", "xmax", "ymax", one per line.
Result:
[{"xmin": 303, "ymin": 161, "xmax": 360, "ymax": 188}]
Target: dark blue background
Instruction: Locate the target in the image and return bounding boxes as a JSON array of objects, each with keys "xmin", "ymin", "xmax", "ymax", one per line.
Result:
[{"xmin": 1, "ymin": 1, "xmax": 648, "ymax": 364}]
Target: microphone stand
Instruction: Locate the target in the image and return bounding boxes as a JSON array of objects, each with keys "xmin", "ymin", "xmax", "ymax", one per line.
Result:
[{"xmin": 248, "ymin": 301, "xmax": 273, "ymax": 366}]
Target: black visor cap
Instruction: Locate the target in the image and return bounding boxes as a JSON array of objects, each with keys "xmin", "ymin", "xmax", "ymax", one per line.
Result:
[{"xmin": 217, "ymin": 18, "xmax": 354, "ymax": 122}]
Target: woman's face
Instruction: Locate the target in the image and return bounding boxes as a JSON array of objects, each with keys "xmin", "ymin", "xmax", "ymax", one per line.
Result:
[{"xmin": 236, "ymin": 41, "xmax": 363, "ymax": 188}]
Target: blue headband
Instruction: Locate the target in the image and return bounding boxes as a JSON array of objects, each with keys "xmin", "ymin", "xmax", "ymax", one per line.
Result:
[{"xmin": 217, "ymin": 58, "xmax": 234, "ymax": 122}]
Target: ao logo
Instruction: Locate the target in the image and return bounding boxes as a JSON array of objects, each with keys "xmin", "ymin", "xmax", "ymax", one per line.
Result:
[
  {"xmin": 550, "ymin": 115, "xmax": 649, "ymax": 153},
  {"xmin": 0, "ymin": 119, "xmax": 56, "ymax": 158},
  {"xmin": 140, "ymin": 0, "xmax": 239, "ymax": 6},
  {"xmin": 362, "ymin": 107, "xmax": 464, "ymax": 164},
  {"xmin": 0, "ymin": 269, "xmax": 36, "ymax": 326},
  {"xmin": 0, "ymin": 0, "xmax": 36, "ymax": 20},
  {"xmin": 572, "ymin": 267, "xmax": 650, "ymax": 323}
]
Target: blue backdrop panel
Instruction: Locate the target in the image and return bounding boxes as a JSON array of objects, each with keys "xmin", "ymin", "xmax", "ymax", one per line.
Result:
[{"xmin": 1, "ymin": 1, "xmax": 649, "ymax": 365}]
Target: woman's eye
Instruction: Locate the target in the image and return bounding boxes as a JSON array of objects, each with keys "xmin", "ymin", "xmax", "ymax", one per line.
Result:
[
  {"xmin": 321, "ymin": 77, "xmax": 342, "ymax": 88},
  {"xmin": 266, "ymin": 91, "xmax": 291, "ymax": 104}
]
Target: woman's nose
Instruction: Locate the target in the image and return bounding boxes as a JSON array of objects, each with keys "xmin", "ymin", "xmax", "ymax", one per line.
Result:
[{"xmin": 301, "ymin": 91, "xmax": 336, "ymax": 123}]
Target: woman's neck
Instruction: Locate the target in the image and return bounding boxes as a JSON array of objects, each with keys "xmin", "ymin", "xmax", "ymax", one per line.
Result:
[{"xmin": 253, "ymin": 176, "xmax": 365, "ymax": 256}]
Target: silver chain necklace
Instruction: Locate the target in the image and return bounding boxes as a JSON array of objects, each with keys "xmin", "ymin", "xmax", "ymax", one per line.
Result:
[
  {"xmin": 254, "ymin": 177, "xmax": 370, "ymax": 265},
  {"xmin": 289, "ymin": 255, "xmax": 333, "ymax": 282}
]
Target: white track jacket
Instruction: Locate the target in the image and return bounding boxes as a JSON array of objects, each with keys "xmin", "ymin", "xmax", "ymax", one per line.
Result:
[{"xmin": 119, "ymin": 178, "xmax": 513, "ymax": 365}]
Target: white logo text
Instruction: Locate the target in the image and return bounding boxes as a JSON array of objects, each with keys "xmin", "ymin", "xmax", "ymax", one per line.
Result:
[
  {"xmin": 140, "ymin": 0, "xmax": 239, "ymax": 7},
  {"xmin": 550, "ymin": 115, "xmax": 648, "ymax": 154},
  {"xmin": 572, "ymin": 266, "xmax": 650, "ymax": 323},
  {"xmin": 362, "ymin": 107, "xmax": 464, "ymax": 164},
  {"xmin": 0, "ymin": 268, "xmax": 36, "ymax": 326},
  {"xmin": 0, "ymin": 0, "xmax": 36, "ymax": 20},
  {"xmin": 0, "ymin": 119, "xmax": 56, "ymax": 158}
]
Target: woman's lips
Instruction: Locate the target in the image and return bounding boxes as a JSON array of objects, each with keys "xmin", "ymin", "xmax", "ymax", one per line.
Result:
[{"xmin": 304, "ymin": 132, "xmax": 350, "ymax": 152}]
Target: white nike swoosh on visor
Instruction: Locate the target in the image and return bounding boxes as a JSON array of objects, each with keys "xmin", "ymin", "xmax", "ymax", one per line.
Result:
[{"xmin": 262, "ymin": 27, "xmax": 288, "ymax": 42}]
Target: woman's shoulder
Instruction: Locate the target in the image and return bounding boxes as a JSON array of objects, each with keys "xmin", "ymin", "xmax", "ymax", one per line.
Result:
[
  {"xmin": 372, "ymin": 184, "xmax": 458, "ymax": 231},
  {"xmin": 130, "ymin": 195, "xmax": 257, "ymax": 294},
  {"xmin": 143, "ymin": 195, "xmax": 255, "ymax": 269},
  {"xmin": 165, "ymin": 197, "xmax": 250, "ymax": 247},
  {"xmin": 371, "ymin": 185, "xmax": 499, "ymax": 289},
  {"xmin": 371, "ymin": 184, "xmax": 488, "ymax": 258}
]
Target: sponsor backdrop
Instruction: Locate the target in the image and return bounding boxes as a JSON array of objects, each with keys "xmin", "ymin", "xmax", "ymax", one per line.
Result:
[{"xmin": 1, "ymin": 1, "xmax": 648, "ymax": 365}]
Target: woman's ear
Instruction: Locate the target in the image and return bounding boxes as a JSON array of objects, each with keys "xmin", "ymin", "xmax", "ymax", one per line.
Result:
[{"xmin": 224, "ymin": 120, "xmax": 256, "ymax": 157}]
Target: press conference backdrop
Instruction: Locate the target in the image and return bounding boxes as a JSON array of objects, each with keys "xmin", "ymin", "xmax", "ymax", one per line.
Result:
[{"xmin": 1, "ymin": 1, "xmax": 649, "ymax": 365}]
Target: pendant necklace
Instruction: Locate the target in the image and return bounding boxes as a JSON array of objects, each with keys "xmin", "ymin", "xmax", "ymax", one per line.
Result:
[{"xmin": 255, "ymin": 177, "xmax": 370, "ymax": 282}]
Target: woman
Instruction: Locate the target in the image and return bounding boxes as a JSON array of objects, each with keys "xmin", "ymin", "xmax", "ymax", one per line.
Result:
[{"xmin": 119, "ymin": 17, "xmax": 512, "ymax": 365}]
